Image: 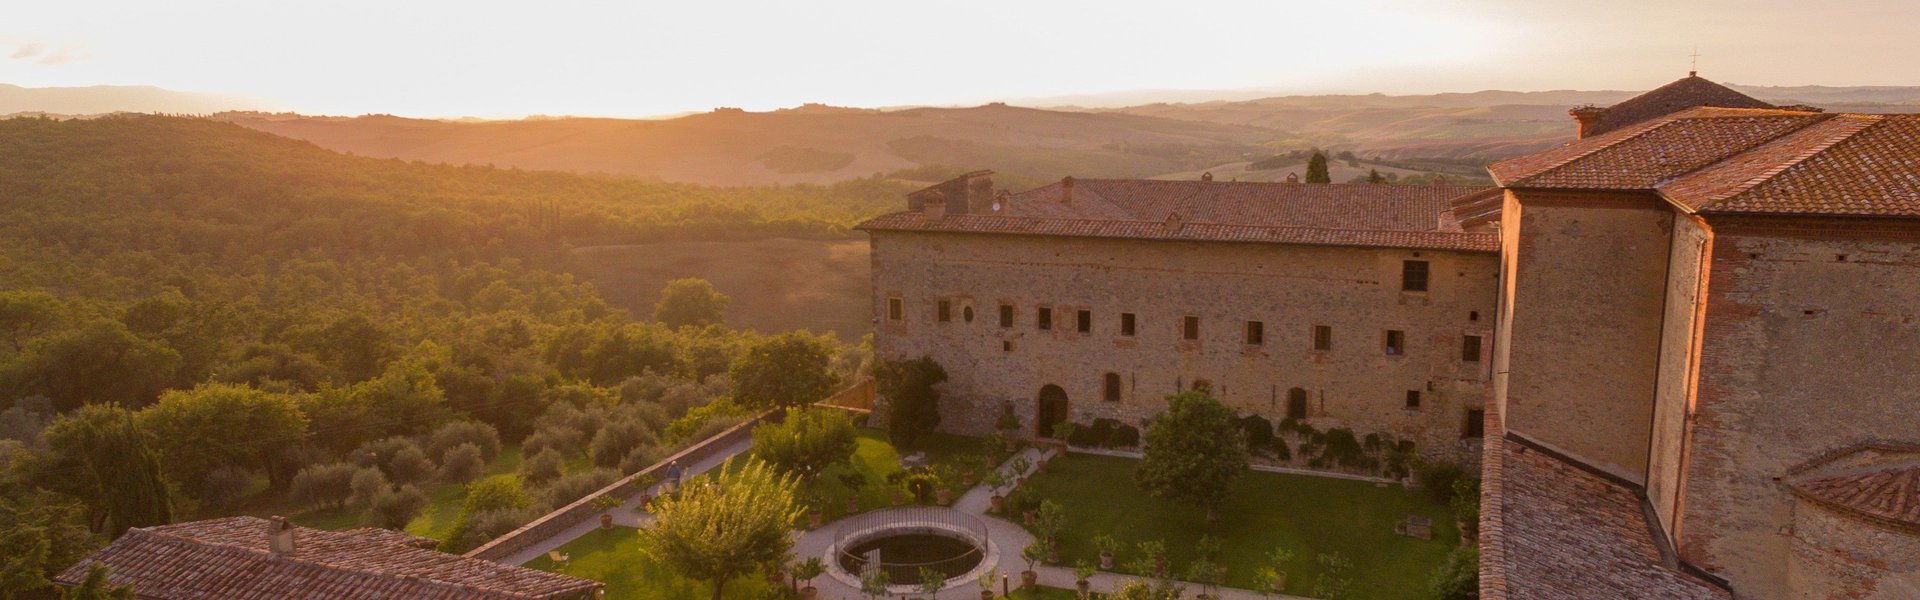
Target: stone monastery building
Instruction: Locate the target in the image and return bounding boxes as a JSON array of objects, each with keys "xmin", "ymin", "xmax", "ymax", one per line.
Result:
[{"xmin": 861, "ymin": 75, "xmax": 1920, "ymax": 599}]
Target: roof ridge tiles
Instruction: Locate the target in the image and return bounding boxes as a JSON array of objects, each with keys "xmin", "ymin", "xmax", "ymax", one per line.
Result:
[{"xmin": 1663, "ymin": 114, "xmax": 1883, "ymax": 209}]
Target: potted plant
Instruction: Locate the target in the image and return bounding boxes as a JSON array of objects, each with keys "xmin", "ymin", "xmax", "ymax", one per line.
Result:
[
  {"xmin": 995, "ymin": 412, "xmax": 1022, "ymax": 451},
  {"xmin": 1055, "ymin": 422, "xmax": 1078, "ymax": 450},
  {"xmin": 936, "ymin": 486, "xmax": 952, "ymax": 505},
  {"xmin": 982, "ymin": 469, "xmax": 1010, "ymax": 513},
  {"xmin": 1094, "ymin": 534, "xmax": 1119, "ymax": 570},
  {"xmin": 1262, "ymin": 546, "xmax": 1295, "ymax": 594},
  {"xmin": 1020, "ymin": 540, "xmax": 1049, "ymax": 589},
  {"xmin": 1074, "ymin": 560, "xmax": 1097, "ymax": 598},
  {"xmin": 593, "ymin": 495, "xmax": 622, "ymax": 529},
  {"xmin": 794, "ymin": 557, "xmax": 826, "ymax": 600},
  {"xmin": 1185, "ymin": 559, "xmax": 1221, "ymax": 600},
  {"xmin": 861, "ymin": 569, "xmax": 891, "ymax": 600},
  {"xmin": 840, "ymin": 472, "xmax": 867, "ymax": 515},
  {"xmin": 976, "ymin": 569, "xmax": 999, "ymax": 600},
  {"xmin": 1034, "ymin": 501, "xmax": 1065, "ymax": 563},
  {"xmin": 963, "ymin": 469, "xmax": 976, "ymax": 487},
  {"xmin": 1197, "ymin": 535, "xmax": 1227, "ymax": 584},
  {"xmin": 1007, "ymin": 456, "xmax": 1032, "ymax": 487},
  {"xmin": 918, "ymin": 566, "xmax": 945, "ymax": 600},
  {"xmin": 1138, "ymin": 540, "xmax": 1167, "ymax": 576},
  {"xmin": 634, "ymin": 474, "xmax": 657, "ymax": 511}
]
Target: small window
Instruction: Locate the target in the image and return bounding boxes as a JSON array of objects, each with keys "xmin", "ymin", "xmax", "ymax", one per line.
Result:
[
  {"xmin": 1286, "ymin": 388, "xmax": 1309, "ymax": 419},
  {"xmin": 1405, "ymin": 390, "xmax": 1421, "ymax": 409},
  {"xmin": 1076, "ymin": 310, "xmax": 1091, "ymax": 334},
  {"xmin": 1312, "ymin": 325, "xmax": 1332, "ymax": 351},
  {"xmin": 1002, "ymin": 340, "xmax": 1013, "ymax": 352},
  {"xmin": 963, "ymin": 306, "xmax": 975, "ymax": 323},
  {"xmin": 1462, "ymin": 335, "xmax": 1483, "ymax": 362},
  {"xmin": 1103, "ymin": 373, "xmax": 1122, "ymax": 403},
  {"xmin": 999, "ymin": 304, "xmax": 1014, "ymax": 328},
  {"xmin": 1037, "ymin": 307, "xmax": 1053, "ymax": 330},
  {"xmin": 1245, "ymin": 321, "xmax": 1264, "ymax": 345},
  {"xmin": 887, "ymin": 297, "xmax": 903, "ymax": 321},
  {"xmin": 1182, "ymin": 316, "xmax": 1200, "ymax": 341},
  {"xmin": 1465, "ymin": 409, "xmax": 1486, "ymax": 438},
  {"xmin": 1120, "ymin": 313, "xmax": 1137, "ymax": 336},
  {"xmin": 1402, "ymin": 260, "xmax": 1430, "ymax": 292},
  {"xmin": 1384, "ymin": 330, "xmax": 1405, "ymax": 355},
  {"xmin": 1469, "ymin": 310, "xmax": 1480, "ymax": 322},
  {"xmin": 937, "ymin": 300, "xmax": 952, "ymax": 323}
]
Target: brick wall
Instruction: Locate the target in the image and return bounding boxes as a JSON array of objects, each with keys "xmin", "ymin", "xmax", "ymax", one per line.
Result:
[{"xmin": 869, "ymin": 230, "xmax": 1499, "ymax": 464}]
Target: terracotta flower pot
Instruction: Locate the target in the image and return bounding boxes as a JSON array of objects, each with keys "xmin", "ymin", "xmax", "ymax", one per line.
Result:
[
  {"xmin": 802, "ymin": 586, "xmax": 819, "ymax": 600},
  {"xmin": 1005, "ymin": 438, "xmax": 1019, "ymax": 452},
  {"xmin": 937, "ymin": 488, "xmax": 951, "ymax": 505},
  {"xmin": 1047, "ymin": 548, "xmax": 1061, "ymax": 564},
  {"xmin": 1076, "ymin": 580, "xmax": 1090, "ymax": 597},
  {"xmin": 979, "ymin": 590, "xmax": 993, "ymax": 600},
  {"xmin": 1099, "ymin": 552, "xmax": 1114, "ymax": 570},
  {"xmin": 963, "ymin": 471, "xmax": 976, "ymax": 486},
  {"xmin": 1153, "ymin": 556, "xmax": 1167, "ymax": 576},
  {"xmin": 1021, "ymin": 570, "xmax": 1038, "ymax": 589},
  {"xmin": 599, "ymin": 513, "xmax": 613, "ymax": 529},
  {"xmin": 808, "ymin": 510, "xmax": 822, "ymax": 529},
  {"xmin": 847, "ymin": 497, "xmax": 859, "ymax": 514},
  {"xmin": 1022, "ymin": 509, "xmax": 1037, "ymax": 526},
  {"xmin": 1215, "ymin": 565, "xmax": 1228, "ymax": 585},
  {"xmin": 891, "ymin": 490, "xmax": 905, "ymax": 506},
  {"xmin": 990, "ymin": 495, "xmax": 1005, "ymax": 513}
]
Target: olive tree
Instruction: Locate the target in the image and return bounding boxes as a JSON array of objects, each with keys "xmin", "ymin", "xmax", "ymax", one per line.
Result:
[{"xmin": 637, "ymin": 459, "xmax": 802, "ymax": 600}]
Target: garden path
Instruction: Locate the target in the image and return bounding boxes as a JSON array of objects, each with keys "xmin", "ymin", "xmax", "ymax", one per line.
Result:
[
  {"xmin": 792, "ymin": 446, "xmax": 1314, "ymax": 600},
  {"xmin": 499, "ymin": 436, "xmax": 756, "ymax": 566}
]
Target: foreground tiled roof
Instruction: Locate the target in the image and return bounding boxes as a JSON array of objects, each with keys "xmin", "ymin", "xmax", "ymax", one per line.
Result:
[
  {"xmin": 55, "ymin": 517, "xmax": 599, "ymax": 600},
  {"xmin": 859, "ymin": 179, "xmax": 1499, "ymax": 252},
  {"xmin": 1491, "ymin": 108, "xmax": 1920, "ymax": 218},
  {"xmin": 1786, "ymin": 442, "xmax": 1920, "ymax": 533},
  {"xmin": 1481, "ymin": 404, "xmax": 1729, "ymax": 600}
]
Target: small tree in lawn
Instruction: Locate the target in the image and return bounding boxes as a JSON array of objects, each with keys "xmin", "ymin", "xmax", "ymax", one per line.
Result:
[
  {"xmin": 1135, "ymin": 390, "xmax": 1248, "ymax": 521},
  {"xmin": 860, "ymin": 569, "xmax": 890, "ymax": 600},
  {"xmin": 919, "ymin": 566, "xmax": 946, "ymax": 600},
  {"xmin": 1312, "ymin": 552, "xmax": 1354, "ymax": 600},
  {"xmin": 977, "ymin": 569, "xmax": 1000, "ymax": 600},
  {"xmin": 636, "ymin": 459, "xmax": 802, "ymax": 600},
  {"xmin": 752, "ymin": 407, "xmax": 858, "ymax": 483},
  {"xmin": 875, "ymin": 356, "xmax": 947, "ymax": 450},
  {"xmin": 654, "ymin": 278, "xmax": 730, "ymax": 329},
  {"xmin": 793, "ymin": 557, "xmax": 827, "ymax": 598},
  {"xmin": 732, "ymin": 331, "xmax": 840, "ymax": 409}
]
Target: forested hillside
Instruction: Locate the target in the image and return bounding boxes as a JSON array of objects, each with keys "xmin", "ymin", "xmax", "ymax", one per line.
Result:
[{"xmin": 0, "ymin": 115, "xmax": 873, "ymax": 598}]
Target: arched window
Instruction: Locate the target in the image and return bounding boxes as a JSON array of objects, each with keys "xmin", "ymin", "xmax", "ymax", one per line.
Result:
[
  {"xmin": 1103, "ymin": 373, "xmax": 1122, "ymax": 402},
  {"xmin": 1286, "ymin": 388, "xmax": 1309, "ymax": 419}
]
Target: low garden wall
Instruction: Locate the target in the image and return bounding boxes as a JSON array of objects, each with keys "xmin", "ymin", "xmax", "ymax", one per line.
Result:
[{"xmin": 463, "ymin": 408, "xmax": 782, "ymax": 562}]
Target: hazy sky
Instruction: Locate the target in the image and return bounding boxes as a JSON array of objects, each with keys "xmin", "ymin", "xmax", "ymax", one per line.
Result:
[{"xmin": 4, "ymin": 0, "xmax": 1917, "ymax": 118}]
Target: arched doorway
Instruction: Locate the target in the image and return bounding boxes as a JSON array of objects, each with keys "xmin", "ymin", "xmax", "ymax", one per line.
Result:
[{"xmin": 1036, "ymin": 384, "xmax": 1069, "ymax": 439}]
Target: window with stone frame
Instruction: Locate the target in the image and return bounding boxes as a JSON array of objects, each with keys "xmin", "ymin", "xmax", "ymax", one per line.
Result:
[
  {"xmin": 1405, "ymin": 390, "xmax": 1421, "ymax": 409},
  {"xmin": 1313, "ymin": 325, "xmax": 1332, "ymax": 351},
  {"xmin": 999, "ymin": 304, "xmax": 1014, "ymax": 328},
  {"xmin": 1183, "ymin": 316, "xmax": 1200, "ymax": 340},
  {"xmin": 1464, "ymin": 409, "xmax": 1486, "ymax": 438},
  {"xmin": 887, "ymin": 297, "xmax": 903, "ymax": 322},
  {"xmin": 1037, "ymin": 306, "xmax": 1053, "ymax": 330},
  {"xmin": 1076, "ymin": 310, "xmax": 1091, "ymax": 334},
  {"xmin": 1384, "ymin": 329, "xmax": 1405, "ymax": 355},
  {"xmin": 1103, "ymin": 372, "xmax": 1122, "ymax": 402},
  {"xmin": 1402, "ymin": 260, "xmax": 1430, "ymax": 292},
  {"xmin": 1245, "ymin": 320, "xmax": 1264, "ymax": 345},
  {"xmin": 1120, "ymin": 313, "xmax": 1137, "ymax": 336},
  {"xmin": 1462, "ymin": 335, "xmax": 1483, "ymax": 362},
  {"xmin": 937, "ymin": 299, "xmax": 951, "ymax": 323}
]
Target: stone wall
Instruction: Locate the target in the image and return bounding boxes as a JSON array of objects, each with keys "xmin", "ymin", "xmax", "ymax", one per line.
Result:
[
  {"xmin": 1498, "ymin": 190, "xmax": 1674, "ymax": 484},
  {"xmin": 1788, "ymin": 500, "xmax": 1920, "ymax": 599},
  {"xmin": 1677, "ymin": 217, "xmax": 1920, "ymax": 598},
  {"xmin": 868, "ymin": 230, "xmax": 1499, "ymax": 464}
]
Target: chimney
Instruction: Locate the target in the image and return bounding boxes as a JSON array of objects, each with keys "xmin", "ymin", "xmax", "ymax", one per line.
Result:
[
  {"xmin": 1569, "ymin": 105, "xmax": 1605, "ymax": 139},
  {"xmin": 1060, "ymin": 177, "xmax": 1075, "ymax": 203},
  {"xmin": 268, "ymin": 516, "xmax": 296, "ymax": 556},
  {"xmin": 1200, "ymin": 171, "xmax": 1214, "ymax": 182},
  {"xmin": 921, "ymin": 191, "xmax": 946, "ymax": 221},
  {"xmin": 993, "ymin": 189, "xmax": 1012, "ymax": 212},
  {"xmin": 1285, "ymin": 173, "xmax": 1299, "ymax": 184}
]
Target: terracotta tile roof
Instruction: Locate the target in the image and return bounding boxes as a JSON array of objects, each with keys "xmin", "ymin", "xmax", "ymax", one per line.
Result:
[
  {"xmin": 54, "ymin": 517, "xmax": 599, "ymax": 600},
  {"xmin": 1786, "ymin": 442, "xmax": 1920, "ymax": 532},
  {"xmin": 1482, "ymin": 434, "xmax": 1732, "ymax": 600},
  {"xmin": 1579, "ymin": 75, "xmax": 1776, "ymax": 138},
  {"xmin": 858, "ymin": 180, "xmax": 1499, "ymax": 252},
  {"xmin": 1492, "ymin": 108, "xmax": 1920, "ymax": 218}
]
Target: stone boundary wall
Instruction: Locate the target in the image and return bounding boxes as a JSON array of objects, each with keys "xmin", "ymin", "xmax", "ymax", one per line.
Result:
[
  {"xmin": 822, "ymin": 377, "xmax": 875, "ymax": 411},
  {"xmin": 464, "ymin": 408, "xmax": 782, "ymax": 561}
]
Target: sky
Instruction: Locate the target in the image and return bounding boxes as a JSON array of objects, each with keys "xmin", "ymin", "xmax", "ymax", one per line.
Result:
[{"xmin": 4, "ymin": 0, "xmax": 1919, "ymax": 118}]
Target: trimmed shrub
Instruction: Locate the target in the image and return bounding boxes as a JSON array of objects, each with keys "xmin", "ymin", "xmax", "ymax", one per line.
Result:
[
  {"xmin": 439, "ymin": 443, "xmax": 485, "ymax": 484},
  {"xmin": 349, "ymin": 466, "xmax": 389, "ymax": 508},
  {"xmin": 1239, "ymin": 415, "xmax": 1275, "ymax": 457},
  {"xmin": 452, "ymin": 507, "xmax": 544, "ymax": 552},
  {"xmin": 200, "ymin": 465, "xmax": 253, "ymax": 511},
  {"xmin": 1273, "ymin": 435, "xmax": 1292, "ymax": 461},
  {"xmin": 427, "ymin": 421, "xmax": 501, "ymax": 462},
  {"xmin": 542, "ymin": 468, "xmax": 622, "ymax": 509},
  {"xmin": 1417, "ymin": 460, "xmax": 1469, "ymax": 505},
  {"xmin": 289, "ymin": 463, "xmax": 356, "ymax": 509},
  {"xmin": 369, "ymin": 484, "xmax": 429, "ymax": 530},
  {"xmin": 1429, "ymin": 546, "xmax": 1479, "ymax": 600},
  {"xmin": 519, "ymin": 448, "xmax": 565, "ymax": 486},
  {"xmin": 388, "ymin": 445, "xmax": 436, "ymax": 485},
  {"xmin": 1109, "ymin": 423, "xmax": 1142, "ymax": 448}
]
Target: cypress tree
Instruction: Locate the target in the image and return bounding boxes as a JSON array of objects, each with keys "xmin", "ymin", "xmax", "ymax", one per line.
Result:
[{"xmin": 1305, "ymin": 151, "xmax": 1332, "ymax": 183}]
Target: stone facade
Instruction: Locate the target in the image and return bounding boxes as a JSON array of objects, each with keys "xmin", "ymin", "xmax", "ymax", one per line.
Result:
[{"xmin": 868, "ymin": 229, "xmax": 1498, "ymax": 464}]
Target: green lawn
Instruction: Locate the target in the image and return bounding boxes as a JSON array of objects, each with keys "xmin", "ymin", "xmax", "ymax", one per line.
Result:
[
  {"xmin": 1020, "ymin": 454, "xmax": 1458, "ymax": 600},
  {"xmin": 525, "ymin": 526, "xmax": 777, "ymax": 600},
  {"xmin": 798, "ymin": 428, "xmax": 993, "ymax": 520}
]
